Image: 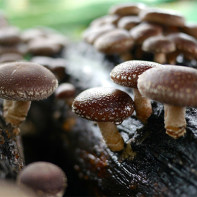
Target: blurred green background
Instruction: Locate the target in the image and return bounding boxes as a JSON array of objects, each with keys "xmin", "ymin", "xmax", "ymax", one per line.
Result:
[{"xmin": 0, "ymin": 0, "xmax": 197, "ymax": 41}]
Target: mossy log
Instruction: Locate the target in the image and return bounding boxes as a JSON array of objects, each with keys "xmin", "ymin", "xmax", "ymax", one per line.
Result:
[{"xmin": 23, "ymin": 42, "xmax": 197, "ymax": 196}]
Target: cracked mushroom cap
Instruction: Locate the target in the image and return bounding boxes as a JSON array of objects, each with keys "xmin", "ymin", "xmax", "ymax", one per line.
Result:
[
  {"xmin": 0, "ymin": 61, "xmax": 58, "ymax": 101},
  {"xmin": 139, "ymin": 8, "xmax": 185, "ymax": 27},
  {"xmin": 110, "ymin": 60, "xmax": 161, "ymax": 88},
  {"xmin": 142, "ymin": 35, "xmax": 176, "ymax": 53},
  {"xmin": 94, "ymin": 29, "xmax": 134, "ymax": 54},
  {"xmin": 138, "ymin": 65, "xmax": 197, "ymax": 107},
  {"xmin": 72, "ymin": 87, "xmax": 134, "ymax": 124}
]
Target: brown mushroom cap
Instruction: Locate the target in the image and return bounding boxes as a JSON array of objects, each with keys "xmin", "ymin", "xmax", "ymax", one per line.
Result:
[
  {"xmin": 17, "ymin": 162, "xmax": 67, "ymax": 196},
  {"xmin": 142, "ymin": 35, "xmax": 176, "ymax": 53},
  {"xmin": 0, "ymin": 62, "xmax": 58, "ymax": 101},
  {"xmin": 130, "ymin": 23, "xmax": 162, "ymax": 44},
  {"xmin": 182, "ymin": 23, "xmax": 197, "ymax": 39},
  {"xmin": 110, "ymin": 60, "xmax": 161, "ymax": 88},
  {"xmin": 72, "ymin": 87, "xmax": 134, "ymax": 124},
  {"xmin": 138, "ymin": 65, "xmax": 197, "ymax": 107},
  {"xmin": 55, "ymin": 83, "xmax": 75, "ymax": 99},
  {"xmin": 117, "ymin": 16, "xmax": 141, "ymax": 30},
  {"xmin": 109, "ymin": 3, "xmax": 146, "ymax": 16},
  {"xmin": 139, "ymin": 8, "xmax": 185, "ymax": 27},
  {"xmin": 94, "ymin": 29, "xmax": 134, "ymax": 54},
  {"xmin": 167, "ymin": 32, "xmax": 197, "ymax": 55}
]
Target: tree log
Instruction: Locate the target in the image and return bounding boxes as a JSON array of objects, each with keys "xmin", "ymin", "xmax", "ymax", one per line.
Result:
[{"xmin": 22, "ymin": 42, "xmax": 197, "ymax": 196}]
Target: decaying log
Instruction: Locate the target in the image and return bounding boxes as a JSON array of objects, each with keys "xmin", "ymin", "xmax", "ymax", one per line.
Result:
[{"xmin": 22, "ymin": 42, "xmax": 197, "ymax": 196}]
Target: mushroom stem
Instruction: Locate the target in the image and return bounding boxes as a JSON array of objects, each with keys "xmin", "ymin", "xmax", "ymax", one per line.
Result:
[
  {"xmin": 133, "ymin": 88, "xmax": 152, "ymax": 123},
  {"xmin": 164, "ymin": 104, "xmax": 186, "ymax": 139},
  {"xmin": 97, "ymin": 122, "xmax": 124, "ymax": 152},
  {"xmin": 3, "ymin": 100, "xmax": 31, "ymax": 127},
  {"xmin": 154, "ymin": 52, "xmax": 166, "ymax": 64}
]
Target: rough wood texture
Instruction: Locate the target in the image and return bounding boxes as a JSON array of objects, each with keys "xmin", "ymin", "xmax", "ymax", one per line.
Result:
[{"xmin": 23, "ymin": 42, "xmax": 197, "ymax": 196}]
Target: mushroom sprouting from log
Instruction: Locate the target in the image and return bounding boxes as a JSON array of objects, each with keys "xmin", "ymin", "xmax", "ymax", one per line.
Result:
[
  {"xmin": 72, "ymin": 87, "xmax": 135, "ymax": 152},
  {"xmin": 17, "ymin": 161, "xmax": 67, "ymax": 197},
  {"xmin": 138, "ymin": 65, "xmax": 197, "ymax": 139},
  {"xmin": 110, "ymin": 60, "xmax": 161, "ymax": 123},
  {"xmin": 0, "ymin": 61, "xmax": 58, "ymax": 132}
]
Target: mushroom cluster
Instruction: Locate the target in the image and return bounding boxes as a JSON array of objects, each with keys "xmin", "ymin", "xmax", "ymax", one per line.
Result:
[{"xmin": 82, "ymin": 2, "xmax": 197, "ymax": 66}]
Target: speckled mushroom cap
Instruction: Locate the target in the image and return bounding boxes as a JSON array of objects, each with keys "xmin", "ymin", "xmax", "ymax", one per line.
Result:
[
  {"xmin": 130, "ymin": 23, "xmax": 162, "ymax": 44},
  {"xmin": 110, "ymin": 60, "xmax": 161, "ymax": 88},
  {"xmin": 138, "ymin": 65, "xmax": 197, "ymax": 107},
  {"xmin": 0, "ymin": 61, "xmax": 58, "ymax": 101},
  {"xmin": 167, "ymin": 33, "xmax": 197, "ymax": 55},
  {"xmin": 94, "ymin": 29, "xmax": 134, "ymax": 54},
  {"xmin": 72, "ymin": 87, "xmax": 134, "ymax": 124},
  {"xmin": 139, "ymin": 8, "xmax": 185, "ymax": 27},
  {"xmin": 109, "ymin": 3, "xmax": 146, "ymax": 16},
  {"xmin": 142, "ymin": 35, "xmax": 176, "ymax": 53}
]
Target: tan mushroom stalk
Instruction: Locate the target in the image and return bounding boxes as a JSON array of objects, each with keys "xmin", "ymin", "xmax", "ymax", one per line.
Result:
[
  {"xmin": 72, "ymin": 87, "xmax": 135, "ymax": 152},
  {"xmin": 0, "ymin": 62, "xmax": 58, "ymax": 129},
  {"xmin": 110, "ymin": 60, "xmax": 161, "ymax": 123},
  {"xmin": 17, "ymin": 162, "xmax": 67, "ymax": 197},
  {"xmin": 138, "ymin": 65, "xmax": 197, "ymax": 139}
]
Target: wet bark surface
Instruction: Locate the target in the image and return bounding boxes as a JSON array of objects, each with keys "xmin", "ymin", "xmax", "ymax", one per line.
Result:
[{"xmin": 20, "ymin": 42, "xmax": 197, "ymax": 196}]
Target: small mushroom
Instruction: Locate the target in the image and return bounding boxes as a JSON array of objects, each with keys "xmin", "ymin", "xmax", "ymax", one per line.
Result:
[
  {"xmin": 110, "ymin": 60, "xmax": 161, "ymax": 123},
  {"xmin": 138, "ymin": 65, "xmax": 197, "ymax": 138},
  {"xmin": 0, "ymin": 61, "xmax": 58, "ymax": 129},
  {"xmin": 94, "ymin": 29, "xmax": 134, "ymax": 61},
  {"xmin": 55, "ymin": 82, "xmax": 76, "ymax": 107},
  {"xmin": 117, "ymin": 16, "xmax": 141, "ymax": 30},
  {"xmin": 142, "ymin": 35, "xmax": 176, "ymax": 64},
  {"xmin": 182, "ymin": 23, "xmax": 197, "ymax": 39},
  {"xmin": 17, "ymin": 161, "xmax": 67, "ymax": 197},
  {"xmin": 72, "ymin": 87, "xmax": 135, "ymax": 151},
  {"xmin": 167, "ymin": 32, "xmax": 197, "ymax": 64}
]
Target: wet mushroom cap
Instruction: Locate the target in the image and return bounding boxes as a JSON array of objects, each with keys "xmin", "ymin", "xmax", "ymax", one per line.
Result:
[
  {"xmin": 138, "ymin": 65, "xmax": 197, "ymax": 107},
  {"xmin": 110, "ymin": 60, "xmax": 161, "ymax": 88},
  {"xmin": 72, "ymin": 87, "xmax": 134, "ymax": 124},
  {"xmin": 139, "ymin": 8, "xmax": 185, "ymax": 27},
  {"xmin": 0, "ymin": 62, "xmax": 58, "ymax": 101}
]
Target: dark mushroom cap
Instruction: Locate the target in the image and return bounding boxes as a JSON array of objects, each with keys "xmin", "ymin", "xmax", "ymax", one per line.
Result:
[
  {"xmin": 17, "ymin": 162, "xmax": 67, "ymax": 196},
  {"xmin": 110, "ymin": 60, "xmax": 161, "ymax": 88},
  {"xmin": 55, "ymin": 83, "xmax": 75, "ymax": 99},
  {"xmin": 94, "ymin": 29, "xmax": 134, "ymax": 54},
  {"xmin": 167, "ymin": 32, "xmax": 197, "ymax": 55},
  {"xmin": 72, "ymin": 87, "xmax": 134, "ymax": 124},
  {"xmin": 0, "ymin": 61, "xmax": 58, "ymax": 101},
  {"xmin": 142, "ymin": 35, "xmax": 176, "ymax": 53},
  {"xmin": 139, "ymin": 8, "xmax": 185, "ymax": 27},
  {"xmin": 130, "ymin": 23, "xmax": 162, "ymax": 44},
  {"xmin": 109, "ymin": 3, "xmax": 146, "ymax": 16},
  {"xmin": 138, "ymin": 65, "xmax": 197, "ymax": 107}
]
